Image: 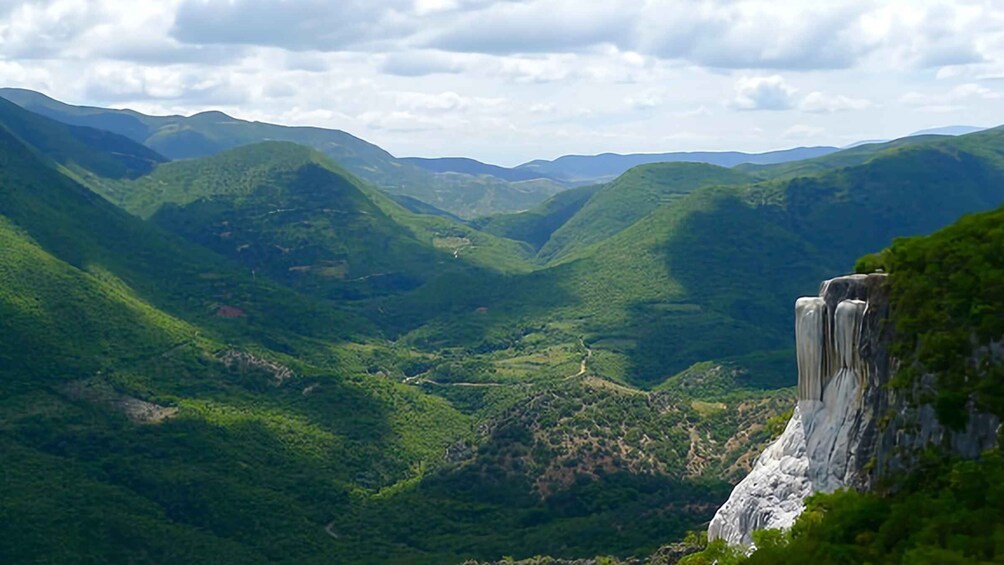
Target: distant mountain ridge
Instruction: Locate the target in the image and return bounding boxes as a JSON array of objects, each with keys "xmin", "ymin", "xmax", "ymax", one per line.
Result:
[
  {"xmin": 842, "ymin": 125, "xmax": 988, "ymax": 148},
  {"xmin": 513, "ymin": 146, "xmax": 841, "ymax": 184},
  {"xmin": 0, "ymin": 88, "xmax": 564, "ymax": 218},
  {"xmin": 401, "ymin": 156, "xmax": 562, "ymax": 183},
  {"xmin": 0, "ymin": 96, "xmax": 166, "ymax": 179},
  {"xmin": 403, "ymin": 148, "xmax": 844, "ymax": 187},
  {"xmin": 909, "ymin": 125, "xmax": 987, "ymax": 136}
]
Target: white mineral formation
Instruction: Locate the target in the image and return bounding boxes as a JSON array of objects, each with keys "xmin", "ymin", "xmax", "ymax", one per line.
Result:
[{"xmin": 708, "ymin": 277, "xmax": 872, "ymax": 547}]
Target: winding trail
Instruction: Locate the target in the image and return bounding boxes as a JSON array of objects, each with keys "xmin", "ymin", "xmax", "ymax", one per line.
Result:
[{"xmin": 566, "ymin": 338, "xmax": 593, "ymax": 380}]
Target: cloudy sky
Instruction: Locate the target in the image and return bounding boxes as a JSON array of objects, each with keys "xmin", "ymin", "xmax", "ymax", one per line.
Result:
[{"xmin": 1, "ymin": 0, "xmax": 1003, "ymax": 165}]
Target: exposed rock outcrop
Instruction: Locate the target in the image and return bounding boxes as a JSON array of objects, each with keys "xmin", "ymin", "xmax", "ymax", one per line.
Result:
[
  {"xmin": 219, "ymin": 349, "xmax": 295, "ymax": 385},
  {"xmin": 708, "ymin": 273, "xmax": 1001, "ymax": 546},
  {"xmin": 63, "ymin": 379, "xmax": 179, "ymax": 424}
]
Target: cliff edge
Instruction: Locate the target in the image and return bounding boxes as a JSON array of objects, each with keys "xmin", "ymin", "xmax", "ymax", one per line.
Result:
[{"xmin": 708, "ymin": 273, "xmax": 1000, "ymax": 546}]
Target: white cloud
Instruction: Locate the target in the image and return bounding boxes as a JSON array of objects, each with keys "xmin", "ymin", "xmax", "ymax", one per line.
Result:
[
  {"xmin": 3, "ymin": 0, "xmax": 1004, "ymax": 164},
  {"xmin": 413, "ymin": 0, "xmax": 460, "ymax": 16},
  {"xmin": 380, "ymin": 50, "xmax": 466, "ymax": 76},
  {"xmin": 624, "ymin": 89, "xmax": 663, "ymax": 110},
  {"xmin": 528, "ymin": 103, "xmax": 556, "ymax": 114},
  {"xmin": 0, "ymin": 0, "xmax": 103, "ymax": 58},
  {"xmin": 900, "ymin": 82, "xmax": 1003, "ymax": 112},
  {"xmin": 783, "ymin": 124, "xmax": 825, "ymax": 140},
  {"xmin": 730, "ymin": 75, "xmax": 796, "ymax": 111},
  {"xmin": 426, "ymin": 0, "xmax": 633, "ymax": 55},
  {"xmin": 394, "ymin": 90, "xmax": 505, "ymax": 113},
  {"xmin": 800, "ymin": 91, "xmax": 873, "ymax": 113},
  {"xmin": 635, "ymin": 1, "xmax": 875, "ymax": 70},
  {"xmin": 170, "ymin": 0, "xmax": 415, "ymax": 51},
  {"xmin": 493, "ymin": 55, "xmax": 578, "ymax": 84}
]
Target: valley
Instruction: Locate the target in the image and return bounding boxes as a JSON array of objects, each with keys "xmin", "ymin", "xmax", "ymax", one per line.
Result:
[{"xmin": 0, "ymin": 86, "xmax": 1002, "ymax": 564}]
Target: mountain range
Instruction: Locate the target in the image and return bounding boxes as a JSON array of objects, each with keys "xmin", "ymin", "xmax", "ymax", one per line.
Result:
[
  {"xmin": 0, "ymin": 88, "xmax": 567, "ymax": 218},
  {"xmin": 1, "ymin": 88, "xmax": 1003, "ymax": 563},
  {"xmin": 10, "ymin": 87, "xmax": 978, "ymax": 220}
]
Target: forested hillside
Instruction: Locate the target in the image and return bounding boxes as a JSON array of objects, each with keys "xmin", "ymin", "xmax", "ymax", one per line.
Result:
[
  {"xmin": 397, "ymin": 127, "xmax": 1004, "ymax": 390},
  {"xmin": 681, "ymin": 203, "xmax": 1004, "ymax": 565},
  {"xmin": 2, "ymin": 91, "xmax": 1004, "ymax": 564}
]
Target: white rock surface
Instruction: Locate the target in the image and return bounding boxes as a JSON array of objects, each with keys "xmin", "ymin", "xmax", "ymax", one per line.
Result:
[
  {"xmin": 708, "ymin": 278, "xmax": 873, "ymax": 547},
  {"xmin": 707, "ymin": 403, "xmax": 813, "ymax": 546}
]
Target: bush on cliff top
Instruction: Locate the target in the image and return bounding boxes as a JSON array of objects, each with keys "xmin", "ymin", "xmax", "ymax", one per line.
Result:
[{"xmin": 856, "ymin": 204, "xmax": 1004, "ymax": 430}]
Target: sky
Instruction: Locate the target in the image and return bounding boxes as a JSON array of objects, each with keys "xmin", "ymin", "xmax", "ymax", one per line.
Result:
[{"xmin": 1, "ymin": 0, "xmax": 1003, "ymax": 166}]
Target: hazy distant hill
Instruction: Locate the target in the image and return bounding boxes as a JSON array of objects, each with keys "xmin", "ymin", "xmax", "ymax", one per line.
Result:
[
  {"xmin": 0, "ymin": 96, "xmax": 165, "ymax": 179},
  {"xmin": 839, "ymin": 125, "xmax": 987, "ymax": 149},
  {"xmin": 402, "ymin": 156, "xmax": 562, "ymax": 183},
  {"xmin": 736, "ymin": 134, "xmax": 951, "ymax": 180},
  {"xmin": 514, "ymin": 146, "xmax": 840, "ymax": 184},
  {"xmin": 909, "ymin": 125, "xmax": 986, "ymax": 136}
]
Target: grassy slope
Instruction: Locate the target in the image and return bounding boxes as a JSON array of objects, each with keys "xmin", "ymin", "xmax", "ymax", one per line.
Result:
[{"xmin": 537, "ymin": 163, "xmax": 754, "ymax": 262}]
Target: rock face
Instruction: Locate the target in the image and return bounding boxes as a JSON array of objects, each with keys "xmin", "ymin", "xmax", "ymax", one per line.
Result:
[{"xmin": 708, "ymin": 274, "xmax": 1001, "ymax": 547}]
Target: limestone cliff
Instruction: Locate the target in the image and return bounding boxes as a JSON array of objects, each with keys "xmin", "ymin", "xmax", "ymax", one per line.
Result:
[{"xmin": 708, "ymin": 273, "xmax": 1000, "ymax": 547}]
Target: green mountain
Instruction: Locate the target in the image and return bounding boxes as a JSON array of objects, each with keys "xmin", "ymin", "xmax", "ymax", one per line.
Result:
[
  {"xmin": 0, "ymin": 88, "xmax": 565, "ymax": 218},
  {"xmin": 560, "ymin": 129, "xmax": 1004, "ymax": 384},
  {"xmin": 402, "ymin": 156, "xmax": 562, "ymax": 183},
  {"xmin": 536, "ymin": 162, "xmax": 754, "ymax": 262},
  {"xmin": 0, "ymin": 104, "xmax": 482, "ymax": 563},
  {"xmin": 100, "ymin": 140, "xmax": 536, "ymax": 300},
  {"xmin": 474, "ymin": 162, "xmax": 752, "ymax": 261}
]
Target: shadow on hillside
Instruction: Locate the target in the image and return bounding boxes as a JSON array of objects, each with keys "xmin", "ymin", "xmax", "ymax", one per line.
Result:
[
  {"xmin": 4, "ymin": 350, "xmax": 418, "ymax": 561},
  {"xmin": 624, "ymin": 191, "xmax": 828, "ymax": 389},
  {"xmin": 373, "ymin": 260, "xmax": 582, "ymax": 350},
  {"xmin": 334, "ymin": 450, "xmax": 734, "ymax": 562}
]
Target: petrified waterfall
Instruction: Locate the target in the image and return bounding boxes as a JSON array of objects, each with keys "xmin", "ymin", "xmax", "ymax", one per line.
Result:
[
  {"xmin": 794, "ymin": 297, "xmax": 825, "ymax": 402},
  {"xmin": 707, "ymin": 272, "xmax": 999, "ymax": 547},
  {"xmin": 707, "ymin": 275, "xmax": 880, "ymax": 547}
]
